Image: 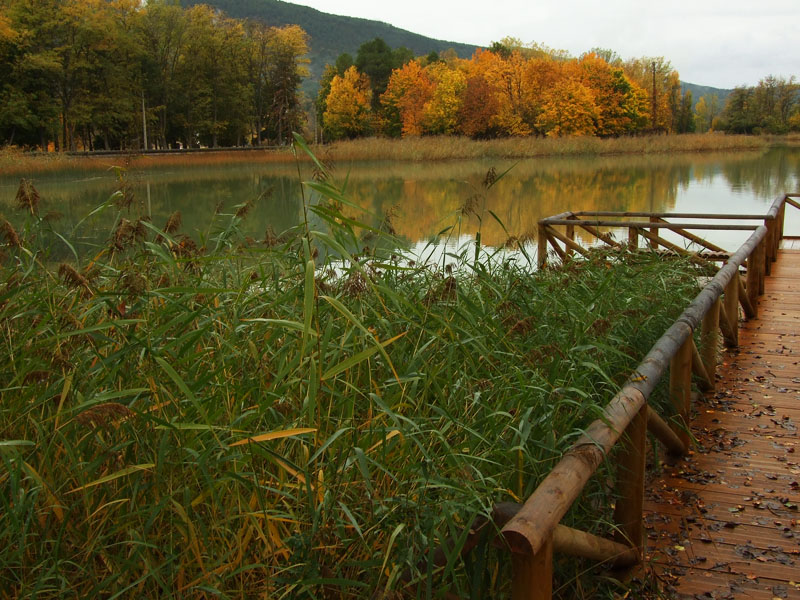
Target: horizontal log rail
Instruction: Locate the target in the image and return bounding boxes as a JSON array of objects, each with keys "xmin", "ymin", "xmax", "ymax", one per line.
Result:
[
  {"xmin": 496, "ymin": 193, "xmax": 800, "ymax": 597},
  {"xmin": 410, "ymin": 194, "xmax": 800, "ymax": 599},
  {"xmin": 539, "ymin": 220, "xmax": 761, "ymax": 230}
]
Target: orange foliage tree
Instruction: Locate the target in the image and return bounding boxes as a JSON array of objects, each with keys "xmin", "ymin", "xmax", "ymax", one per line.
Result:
[
  {"xmin": 380, "ymin": 60, "xmax": 433, "ymax": 136},
  {"xmin": 327, "ymin": 43, "xmax": 669, "ymax": 139},
  {"xmin": 458, "ymin": 72, "xmax": 500, "ymax": 138}
]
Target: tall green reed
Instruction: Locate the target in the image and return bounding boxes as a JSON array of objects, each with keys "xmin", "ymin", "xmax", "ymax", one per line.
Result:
[{"xmin": 0, "ymin": 139, "xmax": 703, "ymax": 599}]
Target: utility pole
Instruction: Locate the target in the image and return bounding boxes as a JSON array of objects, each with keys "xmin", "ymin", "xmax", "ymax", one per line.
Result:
[{"xmin": 651, "ymin": 61, "xmax": 657, "ymax": 132}]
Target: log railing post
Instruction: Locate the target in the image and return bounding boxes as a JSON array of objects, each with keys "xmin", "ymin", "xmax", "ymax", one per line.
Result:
[
  {"xmin": 700, "ymin": 297, "xmax": 720, "ymax": 390},
  {"xmin": 738, "ymin": 274, "xmax": 756, "ymax": 320},
  {"xmin": 765, "ymin": 219, "xmax": 776, "ymax": 275},
  {"xmin": 670, "ymin": 337, "xmax": 693, "ymax": 449},
  {"xmin": 746, "ymin": 238, "xmax": 765, "ymax": 317},
  {"xmin": 612, "ymin": 405, "xmax": 647, "ymax": 559},
  {"xmin": 566, "ymin": 221, "xmax": 576, "ymax": 258},
  {"xmin": 628, "ymin": 226, "xmax": 638, "ymax": 249},
  {"xmin": 649, "ymin": 216, "xmax": 659, "ymax": 250},
  {"xmin": 537, "ymin": 223, "xmax": 548, "ymax": 269},
  {"xmin": 722, "ymin": 274, "xmax": 739, "ymax": 347},
  {"xmin": 512, "ymin": 535, "xmax": 553, "ymax": 600}
]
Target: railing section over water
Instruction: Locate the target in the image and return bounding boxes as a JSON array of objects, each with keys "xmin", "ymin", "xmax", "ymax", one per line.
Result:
[{"xmin": 408, "ymin": 193, "xmax": 800, "ymax": 599}]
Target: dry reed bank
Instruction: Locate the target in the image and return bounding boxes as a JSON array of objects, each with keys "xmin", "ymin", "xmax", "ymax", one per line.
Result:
[{"xmin": 0, "ymin": 133, "xmax": 777, "ymax": 178}]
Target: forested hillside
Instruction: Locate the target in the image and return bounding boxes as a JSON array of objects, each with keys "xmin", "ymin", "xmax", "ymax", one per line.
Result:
[
  {"xmin": 681, "ymin": 82, "xmax": 731, "ymax": 103},
  {"xmin": 180, "ymin": 0, "xmax": 480, "ymax": 95}
]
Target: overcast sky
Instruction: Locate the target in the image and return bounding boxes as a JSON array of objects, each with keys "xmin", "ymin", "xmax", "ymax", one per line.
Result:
[{"xmin": 291, "ymin": 0, "xmax": 797, "ymax": 89}]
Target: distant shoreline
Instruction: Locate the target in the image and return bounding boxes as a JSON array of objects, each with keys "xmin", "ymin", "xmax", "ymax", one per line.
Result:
[{"xmin": 2, "ymin": 133, "xmax": 794, "ymax": 178}]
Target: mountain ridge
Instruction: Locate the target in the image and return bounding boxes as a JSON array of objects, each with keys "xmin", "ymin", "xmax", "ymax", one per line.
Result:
[
  {"xmin": 181, "ymin": 0, "xmax": 481, "ymax": 97},
  {"xmin": 183, "ymin": 0, "xmax": 733, "ymax": 102}
]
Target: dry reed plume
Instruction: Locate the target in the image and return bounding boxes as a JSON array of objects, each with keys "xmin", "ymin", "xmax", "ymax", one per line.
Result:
[{"xmin": 15, "ymin": 178, "xmax": 40, "ymax": 215}]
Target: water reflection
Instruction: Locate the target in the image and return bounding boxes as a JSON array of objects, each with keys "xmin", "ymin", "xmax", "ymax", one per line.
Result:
[{"xmin": 1, "ymin": 146, "xmax": 798, "ymax": 257}]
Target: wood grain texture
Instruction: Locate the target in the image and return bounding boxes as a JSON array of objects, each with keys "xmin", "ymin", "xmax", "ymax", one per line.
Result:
[{"xmin": 644, "ymin": 249, "xmax": 800, "ymax": 598}]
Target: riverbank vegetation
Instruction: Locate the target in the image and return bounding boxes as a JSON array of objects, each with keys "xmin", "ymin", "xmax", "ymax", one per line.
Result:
[
  {"xmin": 0, "ymin": 146, "xmax": 705, "ymax": 597},
  {"xmin": 2, "ymin": 0, "xmax": 798, "ymax": 154},
  {"xmin": 320, "ymin": 42, "xmax": 680, "ymax": 140},
  {"xmin": 715, "ymin": 76, "xmax": 800, "ymax": 134},
  {"xmin": 0, "ymin": 132, "xmax": 774, "ymax": 178}
]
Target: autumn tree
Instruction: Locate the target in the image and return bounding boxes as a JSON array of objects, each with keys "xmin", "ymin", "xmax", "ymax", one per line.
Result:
[
  {"xmin": 380, "ymin": 60, "xmax": 433, "ymax": 136},
  {"xmin": 482, "ymin": 49, "xmax": 534, "ymax": 136},
  {"xmin": 675, "ymin": 90, "xmax": 695, "ymax": 134},
  {"xmin": 624, "ymin": 57, "xmax": 681, "ymax": 132},
  {"xmin": 694, "ymin": 94, "xmax": 721, "ymax": 132},
  {"xmin": 535, "ymin": 76, "xmax": 597, "ymax": 137},
  {"xmin": 422, "ymin": 62, "xmax": 466, "ymax": 135},
  {"xmin": 323, "ymin": 66, "xmax": 372, "ymax": 140},
  {"xmin": 255, "ymin": 24, "xmax": 309, "ymax": 145},
  {"xmin": 578, "ymin": 53, "xmax": 646, "ymax": 136},
  {"xmin": 458, "ymin": 70, "xmax": 500, "ymax": 139},
  {"xmin": 316, "ymin": 53, "xmax": 353, "ymax": 133}
]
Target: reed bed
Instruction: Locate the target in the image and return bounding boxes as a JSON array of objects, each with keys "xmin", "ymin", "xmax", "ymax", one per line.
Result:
[
  {"xmin": 0, "ymin": 142, "xmax": 704, "ymax": 599},
  {"xmin": 1, "ymin": 133, "xmax": 772, "ymax": 177},
  {"xmin": 319, "ymin": 132, "xmax": 768, "ymax": 163},
  {"xmin": 0, "ymin": 147, "xmax": 298, "ymax": 178}
]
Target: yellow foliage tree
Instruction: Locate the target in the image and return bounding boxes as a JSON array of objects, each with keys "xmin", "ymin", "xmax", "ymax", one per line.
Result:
[
  {"xmin": 483, "ymin": 50, "xmax": 533, "ymax": 136},
  {"xmin": 422, "ymin": 62, "xmax": 467, "ymax": 135},
  {"xmin": 323, "ymin": 66, "xmax": 373, "ymax": 140},
  {"xmin": 0, "ymin": 14, "xmax": 17, "ymax": 42},
  {"xmin": 535, "ymin": 77, "xmax": 598, "ymax": 137},
  {"xmin": 579, "ymin": 53, "xmax": 647, "ymax": 136}
]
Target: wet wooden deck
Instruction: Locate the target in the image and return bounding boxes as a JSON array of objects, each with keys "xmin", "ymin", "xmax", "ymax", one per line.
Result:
[{"xmin": 644, "ymin": 248, "xmax": 800, "ymax": 599}]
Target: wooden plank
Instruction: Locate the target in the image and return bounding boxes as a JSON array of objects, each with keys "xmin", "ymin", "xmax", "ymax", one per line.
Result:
[{"xmin": 642, "ymin": 246, "xmax": 800, "ymax": 597}]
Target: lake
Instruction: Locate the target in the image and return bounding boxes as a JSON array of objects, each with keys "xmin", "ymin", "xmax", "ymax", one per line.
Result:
[{"xmin": 2, "ymin": 145, "xmax": 799, "ymax": 260}]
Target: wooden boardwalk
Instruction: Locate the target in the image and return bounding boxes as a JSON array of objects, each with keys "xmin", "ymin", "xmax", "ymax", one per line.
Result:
[{"xmin": 644, "ymin": 248, "xmax": 800, "ymax": 599}]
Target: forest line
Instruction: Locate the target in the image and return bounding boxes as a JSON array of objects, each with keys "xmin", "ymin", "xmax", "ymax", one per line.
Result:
[{"xmin": 0, "ymin": 1, "xmax": 797, "ymax": 152}]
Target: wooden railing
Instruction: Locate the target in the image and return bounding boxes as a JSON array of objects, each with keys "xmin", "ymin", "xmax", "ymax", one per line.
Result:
[{"xmin": 408, "ymin": 193, "xmax": 800, "ymax": 599}]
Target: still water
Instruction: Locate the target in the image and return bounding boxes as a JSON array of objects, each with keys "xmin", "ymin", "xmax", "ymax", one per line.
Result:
[{"xmin": 2, "ymin": 146, "xmax": 799, "ymax": 259}]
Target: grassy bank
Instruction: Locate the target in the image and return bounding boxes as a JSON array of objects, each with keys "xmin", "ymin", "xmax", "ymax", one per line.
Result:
[
  {"xmin": 0, "ymin": 132, "xmax": 775, "ymax": 177},
  {"xmin": 0, "ymin": 158, "xmax": 704, "ymax": 598},
  {"xmin": 318, "ymin": 132, "xmax": 769, "ymax": 162}
]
